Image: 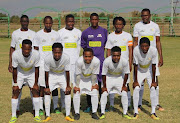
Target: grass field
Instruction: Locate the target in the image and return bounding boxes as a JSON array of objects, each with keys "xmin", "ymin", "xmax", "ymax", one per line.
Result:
[{"xmin": 0, "ymin": 37, "xmax": 180, "ymax": 123}]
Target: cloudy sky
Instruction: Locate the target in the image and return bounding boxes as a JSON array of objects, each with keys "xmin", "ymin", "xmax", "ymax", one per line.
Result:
[{"xmin": 0, "ymin": 0, "xmax": 178, "ymax": 16}]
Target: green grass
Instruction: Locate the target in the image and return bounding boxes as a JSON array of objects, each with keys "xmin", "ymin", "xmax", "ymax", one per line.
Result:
[{"xmin": 0, "ymin": 37, "xmax": 180, "ymax": 123}]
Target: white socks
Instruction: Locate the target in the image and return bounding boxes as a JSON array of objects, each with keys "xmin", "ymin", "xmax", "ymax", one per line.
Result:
[
  {"xmin": 53, "ymin": 96, "xmax": 58, "ymax": 110},
  {"xmin": 91, "ymin": 89, "xmax": 98, "ymax": 113},
  {"xmin": 33, "ymin": 97, "xmax": 40, "ymax": 116},
  {"xmin": 12, "ymin": 99, "xmax": 18, "ymax": 117},
  {"xmin": 65, "ymin": 95, "xmax": 71, "ymax": 116},
  {"xmin": 156, "ymin": 86, "xmax": 159, "ymax": 105},
  {"xmin": 100, "ymin": 91, "xmax": 108, "ymax": 114},
  {"xmin": 109, "ymin": 93, "xmax": 115, "ymax": 107},
  {"xmin": 73, "ymin": 92, "xmax": 80, "ymax": 114},
  {"xmin": 133, "ymin": 86, "xmax": 140, "ymax": 114},
  {"xmin": 150, "ymin": 87, "xmax": 157, "ymax": 114},
  {"xmin": 138, "ymin": 85, "xmax": 144, "ymax": 106},
  {"xmin": 60, "ymin": 89, "xmax": 65, "ymax": 109},
  {"xmin": 121, "ymin": 91, "xmax": 128, "ymax": 115},
  {"xmin": 44, "ymin": 95, "xmax": 51, "ymax": 117},
  {"xmin": 39, "ymin": 97, "xmax": 44, "ymax": 110}
]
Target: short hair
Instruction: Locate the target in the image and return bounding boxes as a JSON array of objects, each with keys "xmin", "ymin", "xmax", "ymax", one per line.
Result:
[
  {"xmin": 113, "ymin": 16, "xmax": 126, "ymax": 25},
  {"xmin": 43, "ymin": 16, "xmax": 53, "ymax": 23},
  {"xmin": 83, "ymin": 48, "xmax": 94, "ymax": 55},
  {"xmin": 111, "ymin": 46, "xmax": 121, "ymax": 53},
  {"xmin": 20, "ymin": 15, "xmax": 29, "ymax": 21},
  {"xmin": 22, "ymin": 39, "xmax": 32, "ymax": 46},
  {"xmin": 141, "ymin": 8, "xmax": 151, "ymax": 14},
  {"xmin": 140, "ymin": 37, "xmax": 150, "ymax": 46},
  {"xmin": 66, "ymin": 14, "xmax": 74, "ymax": 21},
  {"xmin": 52, "ymin": 42, "xmax": 63, "ymax": 50},
  {"xmin": 90, "ymin": 13, "xmax": 99, "ymax": 19}
]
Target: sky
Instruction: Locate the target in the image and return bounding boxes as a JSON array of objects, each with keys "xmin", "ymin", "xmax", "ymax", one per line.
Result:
[{"xmin": 0, "ymin": 0, "xmax": 178, "ymax": 16}]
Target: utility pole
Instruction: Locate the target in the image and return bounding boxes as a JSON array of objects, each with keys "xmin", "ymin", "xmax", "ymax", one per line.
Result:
[
  {"xmin": 80, "ymin": 0, "xmax": 82, "ymax": 30},
  {"xmin": 170, "ymin": 0, "xmax": 174, "ymax": 35}
]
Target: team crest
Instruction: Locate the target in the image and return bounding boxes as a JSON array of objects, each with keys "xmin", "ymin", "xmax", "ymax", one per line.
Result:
[
  {"xmin": 28, "ymin": 36, "xmax": 31, "ymax": 39},
  {"xmin": 150, "ymin": 28, "xmax": 154, "ymax": 31},
  {"xmin": 97, "ymin": 34, "xmax": 102, "ymax": 37},
  {"xmin": 30, "ymin": 60, "xmax": 33, "ymax": 63},
  {"xmin": 51, "ymin": 38, "xmax": 55, "ymax": 41},
  {"xmin": 123, "ymin": 38, "xmax": 126, "ymax": 41}
]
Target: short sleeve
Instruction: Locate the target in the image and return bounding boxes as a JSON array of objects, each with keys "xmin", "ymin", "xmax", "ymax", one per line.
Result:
[
  {"xmin": 155, "ymin": 25, "xmax": 160, "ymax": 36},
  {"xmin": 11, "ymin": 32, "xmax": 16, "ymax": 48},
  {"xmin": 92, "ymin": 59, "xmax": 100, "ymax": 75},
  {"xmin": 64, "ymin": 56, "xmax": 70, "ymax": 71},
  {"xmin": 133, "ymin": 24, "xmax": 139, "ymax": 37},
  {"xmin": 152, "ymin": 49, "xmax": 158, "ymax": 64},
  {"xmin": 75, "ymin": 60, "xmax": 82, "ymax": 75},
  {"xmin": 105, "ymin": 35, "xmax": 113, "ymax": 49},
  {"xmin": 34, "ymin": 52, "xmax": 40, "ymax": 67},
  {"xmin": 33, "ymin": 33, "xmax": 40, "ymax": 47},
  {"xmin": 128, "ymin": 34, "xmax": 133, "ymax": 46},
  {"xmin": 133, "ymin": 48, "xmax": 138, "ymax": 65},
  {"xmin": 12, "ymin": 52, "xmax": 18, "ymax": 68},
  {"xmin": 44, "ymin": 58, "xmax": 50, "ymax": 72},
  {"xmin": 102, "ymin": 60, "xmax": 108, "ymax": 75},
  {"xmin": 123, "ymin": 60, "xmax": 130, "ymax": 74}
]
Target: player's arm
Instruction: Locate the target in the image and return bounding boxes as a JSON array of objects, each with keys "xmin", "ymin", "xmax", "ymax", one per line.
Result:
[
  {"xmin": 151, "ymin": 64, "xmax": 157, "ymax": 88},
  {"xmin": 91, "ymin": 74, "xmax": 99, "ymax": 90},
  {"xmin": 122, "ymin": 74, "xmax": 128, "ymax": 92},
  {"xmin": 101, "ymin": 60, "xmax": 108, "ymax": 93},
  {"xmin": 65, "ymin": 71, "xmax": 71, "ymax": 95},
  {"xmin": 128, "ymin": 46, "xmax": 133, "ymax": 72},
  {"xmin": 13, "ymin": 67, "xmax": 17, "ymax": 84},
  {"xmin": 32, "ymin": 67, "xmax": 39, "ymax": 93},
  {"xmin": 156, "ymin": 36, "xmax": 163, "ymax": 67},
  {"xmin": 133, "ymin": 64, "xmax": 139, "ymax": 89},
  {"xmin": 74, "ymin": 74, "xmax": 81, "ymax": 93},
  {"xmin": 102, "ymin": 75, "xmax": 107, "ymax": 93},
  {"xmin": 81, "ymin": 32, "xmax": 87, "ymax": 49},
  {"xmin": 107, "ymin": 49, "xmax": 111, "ymax": 57},
  {"xmin": 8, "ymin": 47, "xmax": 15, "ymax": 73},
  {"xmin": 44, "ymin": 71, "xmax": 51, "ymax": 95},
  {"xmin": 133, "ymin": 37, "xmax": 138, "ymax": 48}
]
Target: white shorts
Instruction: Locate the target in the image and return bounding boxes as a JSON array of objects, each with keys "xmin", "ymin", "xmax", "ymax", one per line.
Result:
[
  {"xmin": 38, "ymin": 62, "xmax": 45, "ymax": 87},
  {"xmin": 49, "ymin": 73, "xmax": 67, "ymax": 92},
  {"xmin": 13, "ymin": 72, "xmax": 35, "ymax": 89},
  {"xmin": 137, "ymin": 70, "xmax": 153, "ymax": 88}
]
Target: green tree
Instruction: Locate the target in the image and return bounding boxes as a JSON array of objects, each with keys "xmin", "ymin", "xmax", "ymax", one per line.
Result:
[{"xmin": 10, "ymin": 15, "xmax": 20, "ymax": 23}]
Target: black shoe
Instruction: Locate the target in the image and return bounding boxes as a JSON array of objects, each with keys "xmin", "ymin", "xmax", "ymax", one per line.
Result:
[
  {"xmin": 92, "ymin": 113, "xmax": 99, "ymax": 120},
  {"xmin": 74, "ymin": 113, "xmax": 80, "ymax": 120}
]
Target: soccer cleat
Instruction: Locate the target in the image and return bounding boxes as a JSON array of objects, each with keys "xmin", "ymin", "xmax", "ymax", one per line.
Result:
[
  {"xmin": 151, "ymin": 113, "xmax": 160, "ymax": 120},
  {"xmin": 132, "ymin": 113, "xmax": 139, "ymax": 119},
  {"xmin": 138, "ymin": 105, "xmax": 142, "ymax": 112},
  {"xmin": 42, "ymin": 116, "xmax": 51, "ymax": 122},
  {"xmin": 74, "ymin": 113, "xmax": 80, "ymax": 120},
  {"xmin": 156, "ymin": 105, "xmax": 164, "ymax": 111},
  {"xmin": 84, "ymin": 106, "xmax": 91, "ymax": 113},
  {"xmin": 92, "ymin": 113, "xmax": 99, "ymax": 120},
  {"xmin": 109, "ymin": 106, "xmax": 115, "ymax": 112},
  {"xmin": 39, "ymin": 109, "xmax": 44, "ymax": 116},
  {"xmin": 54, "ymin": 108, "xmax": 61, "ymax": 114},
  {"xmin": 99, "ymin": 113, "xmax": 105, "ymax": 119},
  {"xmin": 9, "ymin": 117, "xmax": 17, "ymax": 123},
  {"xmin": 123, "ymin": 114, "xmax": 132, "ymax": 119},
  {"xmin": 65, "ymin": 115, "xmax": 74, "ymax": 122},
  {"xmin": 34, "ymin": 116, "xmax": 42, "ymax": 122},
  {"xmin": 16, "ymin": 110, "xmax": 20, "ymax": 116}
]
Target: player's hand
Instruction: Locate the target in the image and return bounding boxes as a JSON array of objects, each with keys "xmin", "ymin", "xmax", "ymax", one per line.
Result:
[
  {"xmin": 122, "ymin": 85, "xmax": 128, "ymax": 92},
  {"xmin": 158, "ymin": 57, "xmax": 163, "ymax": 67},
  {"xmin": 12, "ymin": 86, "xmax": 20, "ymax": 92},
  {"xmin": 73, "ymin": 86, "xmax": 80, "ymax": 93},
  {"xmin": 32, "ymin": 84, "xmax": 39, "ymax": 92},
  {"xmin": 65, "ymin": 86, "xmax": 72, "ymax": 95},
  {"xmin": 44, "ymin": 88, "xmax": 51, "ymax": 95},
  {"xmin": 133, "ymin": 81, "xmax": 140, "ymax": 89},
  {"xmin": 92, "ymin": 84, "xmax": 99, "ymax": 91},
  {"xmin": 151, "ymin": 82, "xmax": 157, "ymax": 88},
  {"xmin": 101, "ymin": 86, "xmax": 107, "ymax": 93},
  {"xmin": 8, "ymin": 64, "xmax": 13, "ymax": 73}
]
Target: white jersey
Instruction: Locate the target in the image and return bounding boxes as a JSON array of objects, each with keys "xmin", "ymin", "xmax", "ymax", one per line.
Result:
[
  {"xmin": 58, "ymin": 27, "xmax": 81, "ymax": 65},
  {"xmin": 33, "ymin": 29, "xmax": 60, "ymax": 61},
  {"xmin": 75, "ymin": 56, "xmax": 100, "ymax": 78},
  {"xmin": 102, "ymin": 56, "xmax": 130, "ymax": 77},
  {"xmin": 133, "ymin": 46, "xmax": 157, "ymax": 73},
  {"xmin": 11, "ymin": 28, "xmax": 36, "ymax": 50},
  {"xmin": 44, "ymin": 53, "xmax": 70, "ymax": 75},
  {"xmin": 133, "ymin": 21, "xmax": 160, "ymax": 47},
  {"xmin": 12, "ymin": 49, "xmax": 40, "ymax": 74},
  {"xmin": 105, "ymin": 31, "xmax": 133, "ymax": 60}
]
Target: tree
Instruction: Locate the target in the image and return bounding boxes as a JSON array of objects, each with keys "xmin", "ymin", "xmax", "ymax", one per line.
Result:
[
  {"xmin": 10, "ymin": 15, "xmax": 20, "ymax": 23},
  {"xmin": 0, "ymin": 13, "xmax": 7, "ymax": 17}
]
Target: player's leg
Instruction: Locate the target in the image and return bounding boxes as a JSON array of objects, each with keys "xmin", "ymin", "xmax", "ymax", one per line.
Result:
[
  {"xmin": 156, "ymin": 76, "xmax": 164, "ymax": 111},
  {"xmin": 138, "ymin": 81, "xmax": 144, "ymax": 111},
  {"xmin": 90, "ymin": 88, "xmax": 99, "ymax": 120},
  {"xmin": 43, "ymin": 91, "xmax": 51, "ymax": 122},
  {"xmin": 100, "ymin": 91, "xmax": 108, "ymax": 119},
  {"xmin": 52, "ymin": 88, "xmax": 60, "ymax": 114},
  {"xmin": 73, "ymin": 91, "xmax": 81, "ymax": 120}
]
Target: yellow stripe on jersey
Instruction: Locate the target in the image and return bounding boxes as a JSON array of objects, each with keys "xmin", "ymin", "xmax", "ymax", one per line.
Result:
[
  {"xmin": 20, "ymin": 66, "xmax": 33, "ymax": 72},
  {"xmin": 82, "ymin": 73, "xmax": 92, "ymax": 77},
  {"xmin": 89, "ymin": 41, "xmax": 101, "ymax": 47},
  {"xmin": 50, "ymin": 69, "xmax": 64, "ymax": 73},
  {"xmin": 65, "ymin": 43, "xmax": 77, "ymax": 48},
  {"xmin": 19, "ymin": 44, "xmax": 22, "ymax": 49},
  {"xmin": 141, "ymin": 36, "xmax": 154, "ymax": 41},
  {"xmin": 120, "ymin": 46, "xmax": 126, "ymax": 51},
  {"xmin": 108, "ymin": 70, "xmax": 122, "ymax": 75},
  {"xmin": 42, "ymin": 46, "xmax": 52, "ymax": 51},
  {"xmin": 139, "ymin": 63, "xmax": 151, "ymax": 68}
]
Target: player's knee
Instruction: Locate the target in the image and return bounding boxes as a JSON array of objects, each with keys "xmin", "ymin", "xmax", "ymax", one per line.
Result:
[
  {"xmin": 52, "ymin": 88, "xmax": 58, "ymax": 96},
  {"xmin": 32, "ymin": 88, "xmax": 39, "ymax": 97},
  {"xmin": 91, "ymin": 89, "xmax": 98, "ymax": 96},
  {"xmin": 12, "ymin": 88, "xmax": 20, "ymax": 98},
  {"xmin": 134, "ymin": 86, "xmax": 140, "ymax": 91},
  {"xmin": 102, "ymin": 91, "xmax": 108, "ymax": 96},
  {"xmin": 121, "ymin": 91, "xmax": 127, "ymax": 97}
]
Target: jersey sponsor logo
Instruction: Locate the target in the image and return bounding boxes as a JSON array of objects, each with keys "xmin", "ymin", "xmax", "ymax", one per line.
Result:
[
  {"xmin": 141, "ymin": 36, "xmax": 154, "ymax": 41},
  {"xmin": 88, "ymin": 35, "xmax": 94, "ymax": 38},
  {"xmin": 42, "ymin": 46, "xmax": 52, "ymax": 51},
  {"xmin": 119, "ymin": 46, "xmax": 126, "ymax": 51},
  {"xmin": 65, "ymin": 43, "xmax": 77, "ymax": 48},
  {"xmin": 97, "ymin": 34, "xmax": 102, "ymax": 37},
  {"xmin": 89, "ymin": 41, "xmax": 101, "ymax": 47},
  {"xmin": 139, "ymin": 63, "xmax": 151, "ymax": 68}
]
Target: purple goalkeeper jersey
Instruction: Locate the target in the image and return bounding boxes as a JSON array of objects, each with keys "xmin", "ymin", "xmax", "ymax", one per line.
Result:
[{"xmin": 81, "ymin": 26, "xmax": 108, "ymax": 82}]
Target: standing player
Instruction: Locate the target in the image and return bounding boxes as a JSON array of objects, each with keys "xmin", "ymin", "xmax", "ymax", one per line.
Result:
[
  {"xmin": 81, "ymin": 13, "xmax": 108, "ymax": 112},
  {"xmin": 8, "ymin": 15, "xmax": 36, "ymax": 115},
  {"xmin": 100, "ymin": 46, "xmax": 132, "ymax": 119},
  {"xmin": 9, "ymin": 39, "xmax": 41, "ymax": 123},
  {"xmin": 57, "ymin": 14, "xmax": 81, "ymax": 113},
  {"xmin": 43, "ymin": 43, "xmax": 74, "ymax": 122},
  {"xmin": 73, "ymin": 48, "xmax": 100, "ymax": 120},
  {"xmin": 33, "ymin": 16, "xmax": 60, "ymax": 115},
  {"xmin": 133, "ymin": 37, "xmax": 159, "ymax": 120},
  {"xmin": 105, "ymin": 17, "xmax": 133, "ymax": 110},
  {"xmin": 133, "ymin": 8, "xmax": 164, "ymax": 111}
]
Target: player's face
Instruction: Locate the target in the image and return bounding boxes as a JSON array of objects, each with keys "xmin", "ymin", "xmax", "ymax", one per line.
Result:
[
  {"xmin": 140, "ymin": 43, "xmax": 150, "ymax": 54},
  {"xmin": 114, "ymin": 20, "xmax": 124, "ymax": 33},
  {"xmin": 83, "ymin": 51, "xmax": 93, "ymax": 64},
  {"xmin": 44, "ymin": 18, "xmax": 53, "ymax": 32},
  {"xmin": 20, "ymin": 17, "xmax": 29, "ymax": 30},
  {"xmin": 141, "ymin": 11, "xmax": 151, "ymax": 24},
  {"xmin": 90, "ymin": 16, "xmax": 99, "ymax": 28},
  {"xmin": 22, "ymin": 44, "xmax": 32, "ymax": 57},
  {"xmin": 53, "ymin": 48, "xmax": 63, "ymax": 61},
  {"xmin": 112, "ymin": 52, "xmax": 121, "ymax": 63},
  {"xmin": 66, "ymin": 17, "xmax": 74, "ymax": 30}
]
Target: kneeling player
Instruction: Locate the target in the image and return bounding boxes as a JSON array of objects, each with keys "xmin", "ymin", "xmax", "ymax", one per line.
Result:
[
  {"xmin": 73, "ymin": 48, "xmax": 100, "ymax": 120},
  {"xmin": 9, "ymin": 39, "xmax": 41, "ymax": 123},
  {"xmin": 43, "ymin": 43, "xmax": 74, "ymax": 122},
  {"xmin": 133, "ymin": 37, "xmax": 159, "ymax": 120},
  {"xmin": 100, "ymin": 46, "xmax": 132, "ymax": 119}
]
